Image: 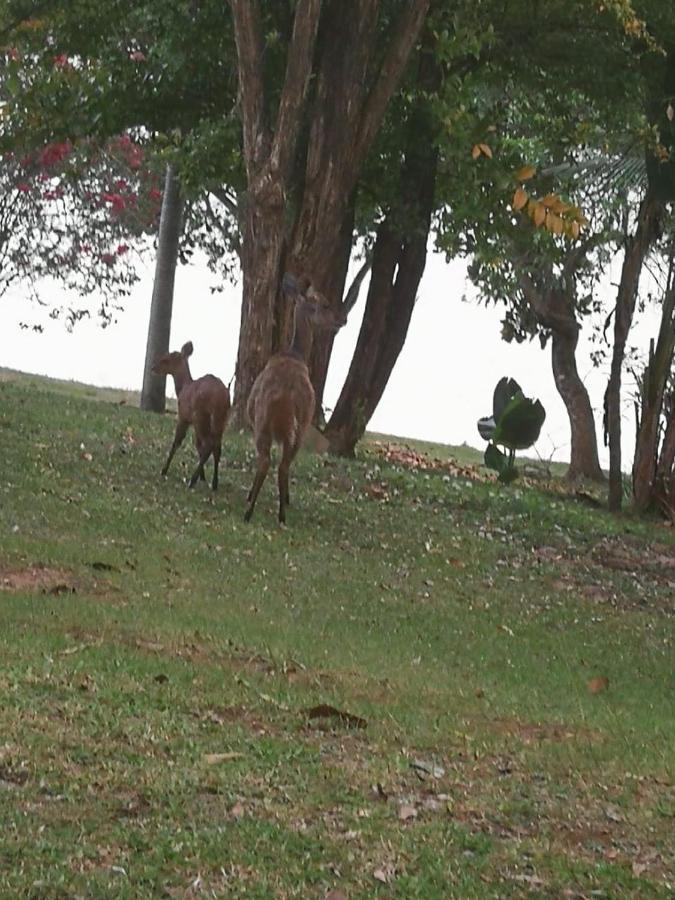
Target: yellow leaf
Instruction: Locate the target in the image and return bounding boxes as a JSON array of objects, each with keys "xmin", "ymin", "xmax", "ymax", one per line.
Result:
[
  {"xmin": 569, "ymin": 220, "xmax": 580, "ymax": 239},
  {"xmin": 478, "ymin": 142, "xmax": 493, "ymax": 159},
  {"xmin": 541, "ymin": 193, "xmax": 558, "ymax": 208},
  {"xmin": 471, "ymin": 144, "xmax": 481, "ymax": 160},
  {"xmin": 547, "ymin": 213, "xmax": 564, "ymax": 235},
  {"xmin": 512, "ymin": 187, "xmax": 528, "ymax": 210},
  {"xmin": 533, "ymin": 203, "xmax": 546, "ymax": 227},
  {"xmin": 515, "ymin": 164, "xmax": 536, "ymax": 182}
]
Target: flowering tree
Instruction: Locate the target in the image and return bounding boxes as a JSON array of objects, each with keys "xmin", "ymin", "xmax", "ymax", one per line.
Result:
[{"xmin": 0, "ymin": 133, "xmax": 162, "ymax": 327}]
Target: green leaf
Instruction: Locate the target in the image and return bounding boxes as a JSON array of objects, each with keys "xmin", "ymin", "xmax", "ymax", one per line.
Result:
[
  {"xmin": 493, "ymin": 391, "xmax": 546, "ymax": 450},
  {"xmin": 484, "ymin": 442, "xmax": 508, "ymax": 472},
  {"xmin": 492, "ymin": 376, "xmax": 522, "ymax": 421}
]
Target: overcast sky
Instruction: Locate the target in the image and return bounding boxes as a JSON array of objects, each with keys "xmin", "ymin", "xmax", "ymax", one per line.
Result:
[{"xmin": 0, "ymin": 248, "xmax": 659, "ymax": 468}]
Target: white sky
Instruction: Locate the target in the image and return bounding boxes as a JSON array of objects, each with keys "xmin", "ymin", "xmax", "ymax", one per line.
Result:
[{"xmin": 0, "ymin": 248, "xmax": 661, "ymax": 468}]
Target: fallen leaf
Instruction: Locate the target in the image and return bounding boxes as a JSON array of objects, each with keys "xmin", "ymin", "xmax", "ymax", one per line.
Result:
[
  {"xmin": 398, "ymin": 803, "xmax": 418, "ymax": 821},
  {"xmin": 324, "ymin": 891, "xmax": 348, "ymax": 900},
  {"xmin": 230, "ymin": 801, "xmax": 245, "ymax": 818},
  {"xmin": 410, "ymin": 758, "xmax": 445, "ymax": 779},
  {"xmin": 203, "ymin": 752, "xmax": 245, "ymax": 765},
  {"xmin": 305, "ymin": 704, "xmax": 367, "ymax": 729},
  {"xmin": 373, "ymin": 868, "xmax": 390, "ymax": 884},
  {"xmin": 632, "ymin": 861, "xmax": 648, "ymax": 877},
  {"xmin": 587, "ymin": 676, "xmax": 609, "ymax": 695},
  {"xmin": 604, "ymin": 804, "xmax": 623, "ymax": 823}
]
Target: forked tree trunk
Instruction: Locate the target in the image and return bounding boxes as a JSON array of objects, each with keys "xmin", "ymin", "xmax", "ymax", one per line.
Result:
[
  {"xmin": 605, "ymin": 190, "xmax": 661, "ymax": 511},
  {"xmin": 324, "ymin": 46, "xmax": 439, "ymax": 456},
  {"xmin": 140, "ymin": 165, "xmax": 183, "ymax": 412},
  {"xmin": 632, "ymin": 284, "xmax": 675, "ymax": 511},
  {"xmin": 230, "ymin": 0, "xmax": 322, "ymax": 426},
  {"xmin": 230, "ymin": 0, "xmax": 430, "ymax": 425},
  {"xmin": 325, "ymin": 222, "xmax": 429, "ymax": 456}
]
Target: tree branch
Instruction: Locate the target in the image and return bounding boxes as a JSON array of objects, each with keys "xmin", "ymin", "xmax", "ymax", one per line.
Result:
[
  {"xmin": 270, "ymin": 0, "xmax": 322, "ymax": 182},
  {"xmin": 210, "ymin": 186, "xmax": 238, "ymax": 219},
  {"xmin": 230, "ymin": 0, "xmax": 268, "ymax": 177},
  {"xmin": 341, "ymin": 252, "xmax": 372, "ymax": 315},
  {"xmin": 353, "ymin": 0, "xmax": 430, "ymax": 168}
]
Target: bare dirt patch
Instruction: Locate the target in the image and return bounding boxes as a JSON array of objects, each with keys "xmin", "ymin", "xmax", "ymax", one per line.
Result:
[
  {"xmin": 0, "ymin": 564, "xmax": 76, "ymax": 595},
  {"xmin": 591, "ymin": 535, "xmax": 675, "ymax": 576},
  {"xmin": 491, "ymin": 717, "xmax": 601, "ymax": 745}
]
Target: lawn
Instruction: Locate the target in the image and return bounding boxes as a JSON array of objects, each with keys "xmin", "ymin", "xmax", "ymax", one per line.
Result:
[{"xmin": 0, "ymin": 373, "xmax": 673, "ymax": 898}]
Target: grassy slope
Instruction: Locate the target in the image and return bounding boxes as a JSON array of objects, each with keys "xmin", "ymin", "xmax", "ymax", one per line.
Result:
[{"xmin": 0, "ymin": 373, "xmax": 673, "ymax": 899}]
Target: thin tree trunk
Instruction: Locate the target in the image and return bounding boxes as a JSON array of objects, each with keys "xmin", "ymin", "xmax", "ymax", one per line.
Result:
[
  {"xmin": 657, "ymin": 402, "xmax": 675, "ymax": 477},
  {"xmin": 632, "ymin": 285, "xmax": 675, "ymax": 511},
  {"xmin": 551, "ymin": 328, "xmax": 605, "ymax": 481},
  {"xmin": 140, "ymin": 165, "xmax": 183, "ymax": 412},
  {"xmin": 306, "ymin": 204, "xmax": 356, "ymax": 420},
  {"xmin": 518, "ymin": 271, "xmax": 604, "ymax": 482},
  {"xmin": 605, "ymin": 191, "xmax": 661, "ymax": 511}
]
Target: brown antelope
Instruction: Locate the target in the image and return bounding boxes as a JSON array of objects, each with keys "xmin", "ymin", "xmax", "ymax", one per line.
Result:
[
  {"xmin": 152, "ymin": 341, "xmax": 231, "ymax": 490},
  {"xmin": 244, "ymin": 273, "xmax": 346, "ymax": 524}
]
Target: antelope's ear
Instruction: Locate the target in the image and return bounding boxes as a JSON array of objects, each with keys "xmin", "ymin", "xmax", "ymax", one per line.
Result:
[
  {"xmin": 282, "ymin": 272, "xmax": 313, "ymax": 300},
  {"xmin": 181, "ymin": 341, "xmax": 194, "ymax": 358},
  {"xmin": 281, "ymin": 272, "xmax": 301, "ymax": 297}
]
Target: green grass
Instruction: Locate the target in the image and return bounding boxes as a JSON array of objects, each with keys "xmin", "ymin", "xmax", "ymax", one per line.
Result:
[{"xmin": 0, "ymin": 372, "xmax": 673, "ymax": 898}]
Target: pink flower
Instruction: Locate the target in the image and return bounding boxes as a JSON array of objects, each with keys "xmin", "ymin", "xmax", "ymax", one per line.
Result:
[
  {"xmin": 102, "ymin": 192, "xmax": 126, "ymax": 212},
  {"xmin": 39, "ymin": 141, "xmax": 72, "ymax": 167},
  {"xmin": 53, "ymin": 54, "xmax": 71, "ymax": 69},
  {"xmin": 116, "ymin": 244, "xmax": 129, "ymax": 256},
  {"xmin": 129, "ymin": 50, "xmax": 146, "ymax": 62},
  {"xmin": 101, "ymin": 253, "xmax": 116, "ymax": 266},
  {"xmin": 16, "ymin": 183, "xmax": 31, "ymax": 193}
]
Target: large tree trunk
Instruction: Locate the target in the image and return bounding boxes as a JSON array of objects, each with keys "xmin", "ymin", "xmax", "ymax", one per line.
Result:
[
  {"xmin": 230, "ymin": 0, "xmax": 430, "ymax": 425},
  {"xmin": 632, "ymin": 283, "xmax": 675, "ymax": 511},
  {"xmin": 140, "ymin": 164, "xmax": 183, "ymax": 412},
  {"xmin": 230, "ymin": 0, "xmax": 322, "ymax": 426},
  {"xmin": 605, "ymin": 191, "xmax": 661, "ymax": 511}
]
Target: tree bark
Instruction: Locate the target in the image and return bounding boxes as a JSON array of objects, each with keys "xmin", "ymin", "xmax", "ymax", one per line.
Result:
[
  {"xmin": 657, "ymin": 400, "xmax": 675, "ymax": 478},
  {"xmin": 551, "ymin": 327, "xmax": 604, "ymax": 481},
  {"xmin": 518, "ymin": 272, "xmax": 604, "ymax": 482},
  {"xmin": 140, "ymin": 164, "xmax": 183, "ymax": 412},
  {"xmin": 605, "ymin": 190, "xmax": 661, "ymax": 511},
  {"xmin": 632, "ymin": 285, "xmax": 675, "ymax": 511},
  {"xmin": 230, "ymin": 0, "xmax": 322, "ymax": 425},
  {"xmin": 231, "ymin": 0, "xmax": 429, "ymax": 425}
]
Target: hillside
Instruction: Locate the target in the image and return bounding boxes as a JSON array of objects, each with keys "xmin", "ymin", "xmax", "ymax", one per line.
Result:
[{"xmin": 0, "ymin": 373, "xmax": 673, "ymax": 898}]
